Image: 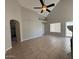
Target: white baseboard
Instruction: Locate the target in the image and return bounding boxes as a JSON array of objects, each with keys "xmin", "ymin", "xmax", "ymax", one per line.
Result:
[
  {"xmin": 5, "ymin": 47, "xmax": 12, "ymax": 53},
  {"xmin": 6, "ymin": 34, "xmax": 43, "ymax": 53},
  {"xmin": 22, "ymin": 34, "xmax": 43, "ymax": 42}
]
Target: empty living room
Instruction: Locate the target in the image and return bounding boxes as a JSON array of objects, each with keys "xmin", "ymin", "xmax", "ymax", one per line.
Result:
[{"xmin": 5, "ymin": 0, "xmax": 73, "ymax": 59}]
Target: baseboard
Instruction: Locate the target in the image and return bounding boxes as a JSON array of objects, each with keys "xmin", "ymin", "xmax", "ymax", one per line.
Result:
[
  {"xmin": 5, "ymin": 47, "xmax": 12, "ymax": 53},
  {"xmin": 22, "ymin": 34, "xmax": 43, "ymax": 42},
  {"xmin": 5, "ymin": 34, "xmax": 43, "ymax": 53}
]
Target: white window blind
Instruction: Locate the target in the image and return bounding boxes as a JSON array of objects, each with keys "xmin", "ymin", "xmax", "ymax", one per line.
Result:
[{"xmin": 50, "ymin": 23, "xmax": 61, "ymax": 32}]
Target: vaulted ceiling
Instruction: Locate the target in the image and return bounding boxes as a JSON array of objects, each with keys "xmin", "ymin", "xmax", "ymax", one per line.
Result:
[{"xmin": 17, "ymin": 0, "xmax": 59, "ymax": 17}]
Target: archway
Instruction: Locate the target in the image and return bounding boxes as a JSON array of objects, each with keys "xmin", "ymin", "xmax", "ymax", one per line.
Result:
[{"xmin": 10, "ymin": 20, "xmax": 21, "ymax": 47}]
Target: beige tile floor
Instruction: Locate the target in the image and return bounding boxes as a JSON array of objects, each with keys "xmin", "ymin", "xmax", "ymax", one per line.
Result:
[{"xmin": 6, "ymin": 35, "xmax": 71, "ymax": 59}]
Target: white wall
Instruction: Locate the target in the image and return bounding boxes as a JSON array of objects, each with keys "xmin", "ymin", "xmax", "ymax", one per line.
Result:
[
  {"xmin": 44, "ymin": 0, "xmax": 73, "ymax": 36},
  {"xmin": 21, "ymin": 7, "xmax": 44, "ymax": 40},
  {"xmin": 5, "ymin": 0, "xmax": 44, "ymax": 51},
  {"xmin": 47, "ymin": 0, "xmax": 73, "ymax": 22},
  {"xmin": 5, "ymin": 0, "xmax": 23, "ymax": 51}
]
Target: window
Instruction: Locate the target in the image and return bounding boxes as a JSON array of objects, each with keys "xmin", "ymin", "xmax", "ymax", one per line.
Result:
[{"xmin": 50, "ymin": 23, "xmax": 61, "ymax": 32}]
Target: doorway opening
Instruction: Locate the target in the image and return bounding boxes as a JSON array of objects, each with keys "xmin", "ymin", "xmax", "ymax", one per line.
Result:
[
  {"xmin": 65, "ymin": 21, "xmax": 73, "ymax": 37},
  {"xmin": 10, "ymin": 20, "xmax": 21, "ymax": 47}
]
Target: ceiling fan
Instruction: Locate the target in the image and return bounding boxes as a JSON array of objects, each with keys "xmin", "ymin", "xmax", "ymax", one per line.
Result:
[{"xmin": 34, "ymin": 0, "xmax": 55, "ymax": 13}]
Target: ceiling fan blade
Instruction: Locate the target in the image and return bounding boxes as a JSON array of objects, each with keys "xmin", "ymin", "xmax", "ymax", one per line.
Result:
[
  {"xmin": 40, "ymin": 0, "xmax": 44, "ymax": 6},
  {"xmin": 41, "ymin": 10, "xmax": 43, "ymax": 13},
  {"xmin": 34, "ymin": 7, "xmax": 42, "ymax": 9},
  {"xmin": 46, "ymin": 9, "xmax": 51, "ymax": 12},
  {"xmin": 47, "ymin": 3, "xmax": 55, "ymax": 8}
]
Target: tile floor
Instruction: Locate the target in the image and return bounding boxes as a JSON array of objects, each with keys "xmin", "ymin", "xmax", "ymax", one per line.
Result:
[{"xmin": 6, "ymin": 35, "xmax": 71, "ymax": 59}]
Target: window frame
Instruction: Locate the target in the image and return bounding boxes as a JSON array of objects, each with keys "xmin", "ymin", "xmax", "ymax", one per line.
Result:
[{"xmin": 50, "ymin": 22, "xmax": 61, "ymax": 33}]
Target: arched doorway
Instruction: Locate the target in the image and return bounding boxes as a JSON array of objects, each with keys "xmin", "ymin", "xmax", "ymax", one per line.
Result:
[{"xmin": 10, "ymin": 20, "xmax": 21, "ymax": 47}]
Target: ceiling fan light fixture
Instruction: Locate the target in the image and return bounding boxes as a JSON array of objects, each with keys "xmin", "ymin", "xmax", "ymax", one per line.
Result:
[
  {"xmin": 34, "ymin": 0, "xmax": 55, "ymax": 13},
  {"xmin": 42, "ymin": 7, "xmax": 46, "ymax": 11},
  {"xmin": 42, "ymin": 6, "xmax": 47, "ymax": 11}
]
